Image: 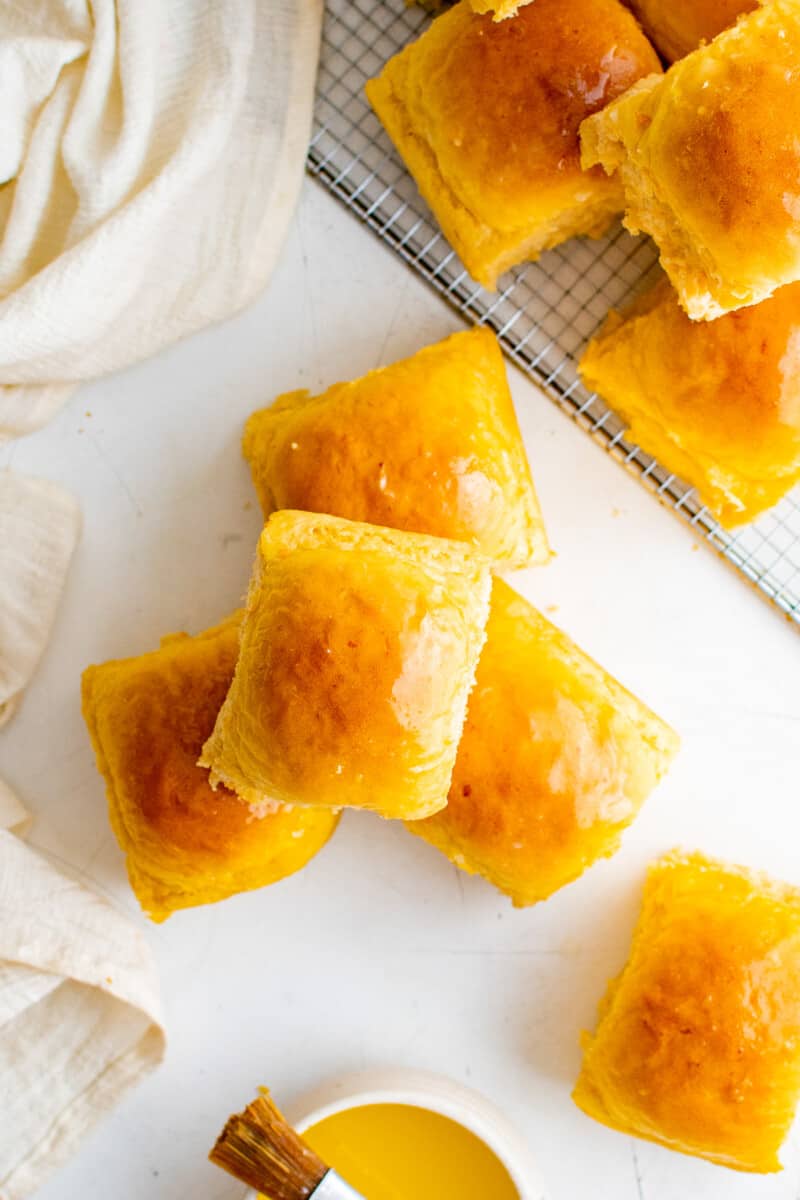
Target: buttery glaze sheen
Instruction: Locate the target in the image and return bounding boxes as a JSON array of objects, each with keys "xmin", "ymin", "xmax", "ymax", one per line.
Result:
[
  {"xmin": 81, "ymin": 614, "xmax": 338, "ymax": 922},
  {"xmin": 200, "ymin": 511, "xmax": 492, "ymax": 821},
  {"xmin": 580, "ymin": 277, "xmax": 800, "ymax": 526},
  {"xmin": 408, "ymin": 580, "xmax": 679, "ymax": 906},
  {"xmin": 243, "ymin": 329, "xmax": 548, "ymax": 568},
  {"xmin": 366, "ymin": 0, "xmax": 661, "ymax": 289},
  {"xmin": 627, "ymin": 0, "xmax": 756, "ymax": 60},
  {"xmin": 581, "ymin": 1, "xmax": 800, "ymax": 319},
  {"xmin": 292, "ymin": 1104, "xmax": 520, "ymax": 1200},
  {"xmin": 574, "ymin": 851, "xmax": 800, "ymax": 1173}
]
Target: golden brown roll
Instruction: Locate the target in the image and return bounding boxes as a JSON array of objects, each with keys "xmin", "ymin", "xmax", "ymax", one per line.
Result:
[
  {"xmin": 81, "ymin": 614, "xmax": 339, "ymax": 922},
  {"xmin": 581, "ymin": 2, "xmax": 800, "ymax": 320},
  {"xmin": 199, "ymin": 511, "xmax": 492, "ymax": 822},
  {"xmin": 366, "ymin": 0, "xmax": 661, "ymax": 290},
  {"xmin": 243, "ymin": 329, "xmax": 549, "ymax": 569},
  {"xmin": 579, "ymin": 277, "xmax": 800, "ymax": 526},
  {"xmin": 574, "ymin": 851, "xmax": 800, "ymax": 1173},
  {"xmin": 626, "ymin": 0, "xmax": 756, "ymax": 61},
  {"xmin": 408, "ymin": 580, "xmax": 678, "ymax": 905}
]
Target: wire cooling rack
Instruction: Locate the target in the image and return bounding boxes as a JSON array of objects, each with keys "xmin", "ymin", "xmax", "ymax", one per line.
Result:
[{"xmin": 308, "ymin": 0, "xmax": 800, "ymax": 627}]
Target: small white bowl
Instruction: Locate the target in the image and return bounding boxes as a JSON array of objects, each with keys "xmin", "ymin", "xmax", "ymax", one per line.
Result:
[{"xmin": 243, "ymin": 1067, "xmax": 549, "ymax": 1200}]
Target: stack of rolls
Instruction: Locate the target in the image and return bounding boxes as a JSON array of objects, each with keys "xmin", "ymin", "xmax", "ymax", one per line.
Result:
[
  {"xmin": 365, "ymin": 0, "xmax": 800, "ymax": 527},
  {"xmin": 578, "ymin": 0, "xmax": 800, "ymax": 525},
  {"xmin": 82, "ymin": 328, "xmax": 678, "ymax": 921},
  {"xmin": 81, "ymin": 0, "xmax": 800, "ymax": 1177},
  {"xmin": 362, "ymin": 0, "xmax": 800, "ymax": 1176}
]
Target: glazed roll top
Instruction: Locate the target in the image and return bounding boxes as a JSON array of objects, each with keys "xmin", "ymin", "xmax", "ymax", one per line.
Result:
[
  {"xmin": 574, "ymin": 851, "xmax": 800, "ymax": 1173},
  {"xmin": 581, "ymin": 1, "xmax": 800, "ymax": 319},
  {"xmin": 82, "ymin": 614, "xmax": 339, "ymax": 921},
  {"xmin": 199, "ymin": 511, "xmax": 492, "ymax": 822},
  {"xmin": 367, "ymin": 0, "xmax": 661, "ymax": 288},
  {"xmin": 243, "ymin": 329, "xmax": 549, "ymax": 568}
]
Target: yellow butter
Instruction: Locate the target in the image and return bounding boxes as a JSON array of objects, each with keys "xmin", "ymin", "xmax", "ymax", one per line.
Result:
[{"xmin": 263, "ymin": 1102, "xmax": 519, "ymax": 1199}]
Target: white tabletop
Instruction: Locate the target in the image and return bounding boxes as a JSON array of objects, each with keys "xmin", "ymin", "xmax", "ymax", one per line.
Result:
[{"xmin": 2, "ymin": 179, "xmax": 799, "ymax": 1200}]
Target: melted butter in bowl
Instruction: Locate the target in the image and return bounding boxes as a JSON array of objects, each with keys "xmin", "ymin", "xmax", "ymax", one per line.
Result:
[{"xmin": 261, "ymin": 1102, "xmax": 520, "ymax": 1200}]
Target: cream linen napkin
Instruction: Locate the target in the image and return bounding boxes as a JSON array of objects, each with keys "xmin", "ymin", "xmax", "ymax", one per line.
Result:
[
  {"xmin": 0, "ymin": 786, "xmax": 166, "ymax": 1200},
  {"xmin": 0, "ymin": 778, "xmax": 32, "ymax": 836},
  {"xmin": 0, "ymin": 471, "xmax": 81, "ymax": 728},
  {"xmin": 0, "ymin": 0, "xmax": 322, "ymax": 440}
]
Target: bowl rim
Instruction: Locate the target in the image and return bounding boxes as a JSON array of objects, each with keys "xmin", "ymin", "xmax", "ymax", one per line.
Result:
[{"xmin": 242, "ymin": 1067, "xmax": 549, "ymax": 1200}]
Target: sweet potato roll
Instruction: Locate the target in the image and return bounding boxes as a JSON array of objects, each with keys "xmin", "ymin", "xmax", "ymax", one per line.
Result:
[
  {"xmin": 200, "ymin": 511, "xmax": 492, "ymax": 821},
  {"xmin": 82, "ymin": 614, "xmax": 338, "ymax": 921},
  {"xmin": 574, "ymin": 851, "xmax": 800, "ymax": 1172},
  {"xmin": 408, "ymin": 580, "xmax": 679, "ymax": 904},
  {"xmin": 243, "ymin": 329, "xmax": 549, "ymax": 568},
  {"xmin": 366, "ymin": 0, "xmax": 660, "ymax": 289},
  {"xmin": 579, "ymin": 277, "xmax": 800, "ymax": 526},
  {"xmin": 581, "ymin": 2, "xmax": 800, "ymax": 319},
  {"xmin": 625, "ymin": 0, "xmax": 756, "ymax": 61}
]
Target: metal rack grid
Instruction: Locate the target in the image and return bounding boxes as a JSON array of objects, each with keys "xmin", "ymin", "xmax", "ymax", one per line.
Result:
[{"xmin": 308, "ymin": 0, "xmax": 800, "ymax": 627}]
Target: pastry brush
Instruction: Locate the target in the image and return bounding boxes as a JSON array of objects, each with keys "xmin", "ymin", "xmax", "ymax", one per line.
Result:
[{"xmin": 210, "ymin": 1089, "xmax": 365, "ymax": 1200}]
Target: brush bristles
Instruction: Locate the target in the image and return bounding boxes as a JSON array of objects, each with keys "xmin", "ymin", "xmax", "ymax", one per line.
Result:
[{"xmin": 210, "ymin": 1090, "xmax": 328, "ymax": 1200}]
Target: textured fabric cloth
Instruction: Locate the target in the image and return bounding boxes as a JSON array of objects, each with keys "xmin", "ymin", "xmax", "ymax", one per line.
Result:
[
  {"xmin": 0, "ymin": 787, "xmax": 165, "ymax": 1200},
  {"xmin": 0, "ymin": 471, "xmax": 81, "ymax": 727},
  {"xmin": 0, "ymin": 0, "xmax": 322, "ymax": 440},
  {"xmin": 0, "ymin": 778, "xmax": 31, "ymax": 835}
]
